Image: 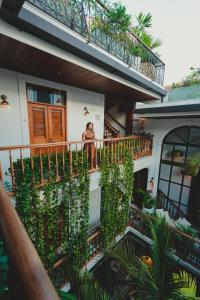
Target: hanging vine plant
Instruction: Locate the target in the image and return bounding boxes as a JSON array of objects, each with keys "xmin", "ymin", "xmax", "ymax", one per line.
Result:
[
  {"xmin": 13, "ymin": 149, "xmax": 90, "ymax": 274},
  {"xmin": 100, "ymin": 147, "xmax": 134, "ymax": 248}
]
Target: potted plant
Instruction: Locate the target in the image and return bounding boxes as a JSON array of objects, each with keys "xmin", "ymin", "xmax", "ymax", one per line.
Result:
[
  {"xmin": 183, "ymin": 153, "xmax": 200, "ymax": 176},
  {"xmin": 168, "ymin": 149, "xmax": 184, "ymax": 162},
  {"xmin": 137, "ymin": 188, "xmax": 156, "ymax": 214}
]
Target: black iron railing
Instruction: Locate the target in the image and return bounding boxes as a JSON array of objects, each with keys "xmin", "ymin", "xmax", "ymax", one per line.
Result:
[{"xmin": 26, "ymin": 0, "xmax": 165, "ymax": 85}]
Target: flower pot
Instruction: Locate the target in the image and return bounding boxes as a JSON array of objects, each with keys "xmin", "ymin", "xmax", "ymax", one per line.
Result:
[
  {"xmin": 140, "ymin": 61, "xmax": 156, "ymax": 80},
  {"xmin": 142, "ymin": 206, "xmax": 155, "ymax": 215}
]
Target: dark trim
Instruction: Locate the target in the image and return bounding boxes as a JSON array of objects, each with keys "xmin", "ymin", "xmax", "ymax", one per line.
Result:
[
  {"xmin": 138, "ymin": 115, "xmax": 200, "ymax": 120},
  {"xmin": 1, "ymin": 4, "xmax": 166, "ymax": 98},
  {"xmin": 135, "ymin": 103, "xmax": 200, "ymax": 114}
]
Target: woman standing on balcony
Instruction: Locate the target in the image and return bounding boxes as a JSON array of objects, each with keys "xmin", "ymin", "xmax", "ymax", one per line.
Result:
[{"xmin": 82, "ymin": 122, "xmax": 96, "ymax": 169}]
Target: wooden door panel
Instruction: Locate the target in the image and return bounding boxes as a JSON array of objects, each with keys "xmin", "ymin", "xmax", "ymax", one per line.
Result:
[
  {"xmin": 48, "ymin": 106, "xmax": 66, "ymax": 153},
  {"xmin": 28, "ymin": 103, "xmax": 66, "ymax": 154},
  {"xmin": 28, "ymin": 103, "xmax": 48, "ymax": 145},
  {"xmin": 48, "ymin": 106, "xmax": 66, "ymax": 143}
]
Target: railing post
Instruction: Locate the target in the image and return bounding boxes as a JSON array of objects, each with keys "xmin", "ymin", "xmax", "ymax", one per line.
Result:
[{"xmin": 0, "ymin": 160, "xmax": 3, "ymax": 182}]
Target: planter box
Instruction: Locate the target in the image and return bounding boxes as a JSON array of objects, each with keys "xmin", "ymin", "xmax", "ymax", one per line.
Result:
[{"xmin": 140, "ymin": 62, "xmax": 156, "ymax": 80}]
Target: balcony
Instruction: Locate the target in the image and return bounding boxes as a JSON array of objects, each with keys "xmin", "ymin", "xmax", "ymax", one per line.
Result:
[
  {"xmin": 26, "ymin": 0, "xmax": 165, "ymax": 86},
  {"xmin": 0, "ymin": 135, "xmax": 152, "ymax": 193}
]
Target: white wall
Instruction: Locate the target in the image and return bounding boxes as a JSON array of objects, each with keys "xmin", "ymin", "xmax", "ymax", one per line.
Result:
[
  {"xmin": 0, "ymin": 67, "xmax": 105, "ymax": 147},
  {"xmin": 0, "ymin": 68, "xmax": 104, "ymax": 185}
]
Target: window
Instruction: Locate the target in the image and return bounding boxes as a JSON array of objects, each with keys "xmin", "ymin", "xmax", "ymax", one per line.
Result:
[
  {"xmin": 158, "ymin": 126, "xmax": 200, "ymax": 215},
  {"xmin": 27, "ymin": 83, "xmax": 66, "ymax": 106}
]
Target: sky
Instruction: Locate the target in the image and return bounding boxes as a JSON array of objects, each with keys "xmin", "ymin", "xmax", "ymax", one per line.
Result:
[{"xmin": 111, "ymin": 0, "xmax": 200, "ymax": 86}]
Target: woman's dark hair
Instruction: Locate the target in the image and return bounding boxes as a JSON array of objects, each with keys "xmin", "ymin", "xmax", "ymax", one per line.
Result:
[{"xmin": 86, "ymin": 122, "xmax": 93, "ymax": 129}]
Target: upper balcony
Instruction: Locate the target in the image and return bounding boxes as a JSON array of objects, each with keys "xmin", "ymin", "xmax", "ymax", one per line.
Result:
[{"xmin": 23, "ymin": 0, "xmax": 165, "ymax": 86}]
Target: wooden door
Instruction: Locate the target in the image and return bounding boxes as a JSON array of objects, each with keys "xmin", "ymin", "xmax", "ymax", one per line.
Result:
[
  {"xmin": 28, "ymin": 103, "xmax": 49, "ymax": 145},
  {"xmin": 48, "ymin": 106, "xmax": 66, "ymax": 153},
  {"xmin": 48, "ymin": 106, "xmax": 66, "ymax": 144},
  {"xmin": 28, "ymin": 103, "xmax": 66, "ymax": 152}
]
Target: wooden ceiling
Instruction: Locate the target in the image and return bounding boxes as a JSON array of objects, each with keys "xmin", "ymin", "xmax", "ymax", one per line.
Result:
[{"xmin": 0, "ymin": 35, "xmax": 155, "ymax": 101}]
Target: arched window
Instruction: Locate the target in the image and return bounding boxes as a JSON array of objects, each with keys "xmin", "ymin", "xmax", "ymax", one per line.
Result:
[{"xmin": 158, "ymin": 126, "xmax": 200, "ymax": 216}]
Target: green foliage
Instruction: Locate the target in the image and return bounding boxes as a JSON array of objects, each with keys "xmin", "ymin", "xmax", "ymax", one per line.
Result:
[
  {"xmin": 13, "ymin": 150, "xmax": 90, "ymax": 277},
  {"xmin": 183, "ymin": 153, "xmax": 200, "ymax": 176},
  {"xmin": 172, "ymin": 67, "xmax": 200, "ymax": 89},
  {"xmin": 100, "ymin": 148, "xmax": 134, "ymax": 247},
  {"xmin": 137, "ymin": 188, "xmax": 156, "ymax": 209},
  {"xmin": 174, "ymin": 225, "xmax": 197, "ymax": 260},
  {"xmin": 105, "ymin": 2, "xmax": 132, "ymax": 33},
  {"xmin": 0, "ymin": 239, "xmax": 8, "ymax": 295},
  {"xmin": 133, "ymin": 12, "xmax": 161, "ymax": 49},
  {"xmin": 91, "ymin": 1, "xmax": 161, "ymax": 58},
  {"xmin": 108, "ymin": 217, "xmax": 198, "ymax": 300},
  {"xmin": 76, "ymin": 272, "xmax": 112, "ymax": 300}
]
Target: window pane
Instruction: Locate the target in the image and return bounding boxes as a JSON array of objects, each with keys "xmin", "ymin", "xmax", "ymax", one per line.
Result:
[
  {"xmin": 181, "ymin": 186, "xmax": 190, "ymax": 207},
  {"xmin": 172, "ymin": 145, "xmax": 186, "ymax": 163},
  {"xmin": 180, "ymin": 204, "xmax": 188, "ymax": 215},
  {"xmin": 183, "ymin": 175, "xmax": 192, "ymax": 186},
  {"xmin": 171, "ymin": 166, "xmax": 183, "ymax": 184},
  {"xmin": 187, "ymin": 146, "xmax": 200, "ymax": 159},
  {"xmin": 189, "ymin": 127, "xmax": 200, "ymax": 145},
  {"xmin": 162, "ymin": 144, "xmax": 173, "ymax": 161},
  {"xmin": 160, "ymin": 164, "xmax": 171, "ymax": 180},
  {"xmin": 169, "ymin": 183, "xmax": 181, "ymax": 202},
  {"xmin": 165, "ymin": 132, "xmax": 184, "ymax": 143},
  {"xmin": 158, "ymin": 180, "xmax": 169, "ymax": 195},
  {"xmin": 27, "ymin": 84, "xmax": 65, "ymax": 105},
  {"xmin": 174, "ymin": 127, "xmax": 189, "ymax": 143}
]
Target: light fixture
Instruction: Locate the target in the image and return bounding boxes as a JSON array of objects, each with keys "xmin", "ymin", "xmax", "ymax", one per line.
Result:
[{"xmin": 0, "ymin": 95, "xmax": 10, "ymax": 107}]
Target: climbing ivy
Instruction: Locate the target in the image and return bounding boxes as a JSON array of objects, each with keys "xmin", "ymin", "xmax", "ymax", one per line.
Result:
[
  {"xmin": 100, "ymin": 147, "xmax": 134, "ymax": 247},
  {"xmin": 13, "ymin": 150, "xmax": 90, "ymax": 275}
]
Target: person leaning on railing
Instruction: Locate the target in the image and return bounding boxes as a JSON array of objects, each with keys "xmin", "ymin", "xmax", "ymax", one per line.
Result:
[{"xmin": 82, "ymin": 122, "xmax": 97, "ymax": 169}]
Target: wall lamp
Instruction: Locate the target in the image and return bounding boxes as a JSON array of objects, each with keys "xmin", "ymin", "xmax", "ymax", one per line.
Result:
[{"xmin": 0, "ymin": 95, "xmax": 10, "ymax": 107}]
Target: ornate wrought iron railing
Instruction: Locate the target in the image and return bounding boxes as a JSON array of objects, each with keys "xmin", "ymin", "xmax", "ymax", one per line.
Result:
[
  {"xmin": 157, "ymin": 189, "xmax": 187, "ymax": 220},
  {"xmin": 129, "ymin": 205, "xmax": 200, "ymax": 270},
  {"xmin": 26, "ymin": 0, "xmax": 165, "ymax": 85}
]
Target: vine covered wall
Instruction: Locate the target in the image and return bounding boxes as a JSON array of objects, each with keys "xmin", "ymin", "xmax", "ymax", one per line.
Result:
[
  {"xmin": 100, "ymin": 148, "xmax": 134, "ymax": 247},
  {"xmin": 14, "ymin": 151, "xmax": 90, "ymax": 275}
]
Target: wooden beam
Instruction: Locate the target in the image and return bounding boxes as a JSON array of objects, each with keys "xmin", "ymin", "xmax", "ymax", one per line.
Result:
[{"xmin": 125, "ymin": 101, "xmax": 135, "ymax": 135}]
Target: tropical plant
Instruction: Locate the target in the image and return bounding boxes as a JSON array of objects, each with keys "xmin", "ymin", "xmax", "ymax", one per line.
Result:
[
  {"xmin": 107, "ymin": 217, "xmax": 198, "ymax": 299},
  {"xmin": 183, "ymin": 153, "xmax": 200, "ymax": 176},
  {"xmin": 174, "ymin": 224, "xmax": 197, "ymax": 260},
  {"xmin": 172, "ymin": 67, "xmax": 200, "ymax": 89},
  {"xmin": 133, "ymin": 12, "xmax": 162, "ymax": 51},
  {"xmin": 137, "ymin": 188, "xmax": 156, "ymax": 209}
]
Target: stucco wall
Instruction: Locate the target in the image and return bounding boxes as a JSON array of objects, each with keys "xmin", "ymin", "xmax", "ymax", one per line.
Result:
[
  {"xmin": 0, "ymin": 67, "xmax": 104, "ymax": 146},
  {"xmin": 0, "ymin": 68, "xmax": 105, "ymax": 185}
]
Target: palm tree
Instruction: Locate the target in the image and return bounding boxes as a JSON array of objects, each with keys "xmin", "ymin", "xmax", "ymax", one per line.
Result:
[
  {"xmin": 107, "ymin": 217, "xmax": 198, "ymax": 299},
  {"xmin": 133, "ymin": 12, "xmax": 162, "ymax": 51},
  {"xmin": 72, "ymin": 218, "xmax": 198, "ymax": 299}
]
